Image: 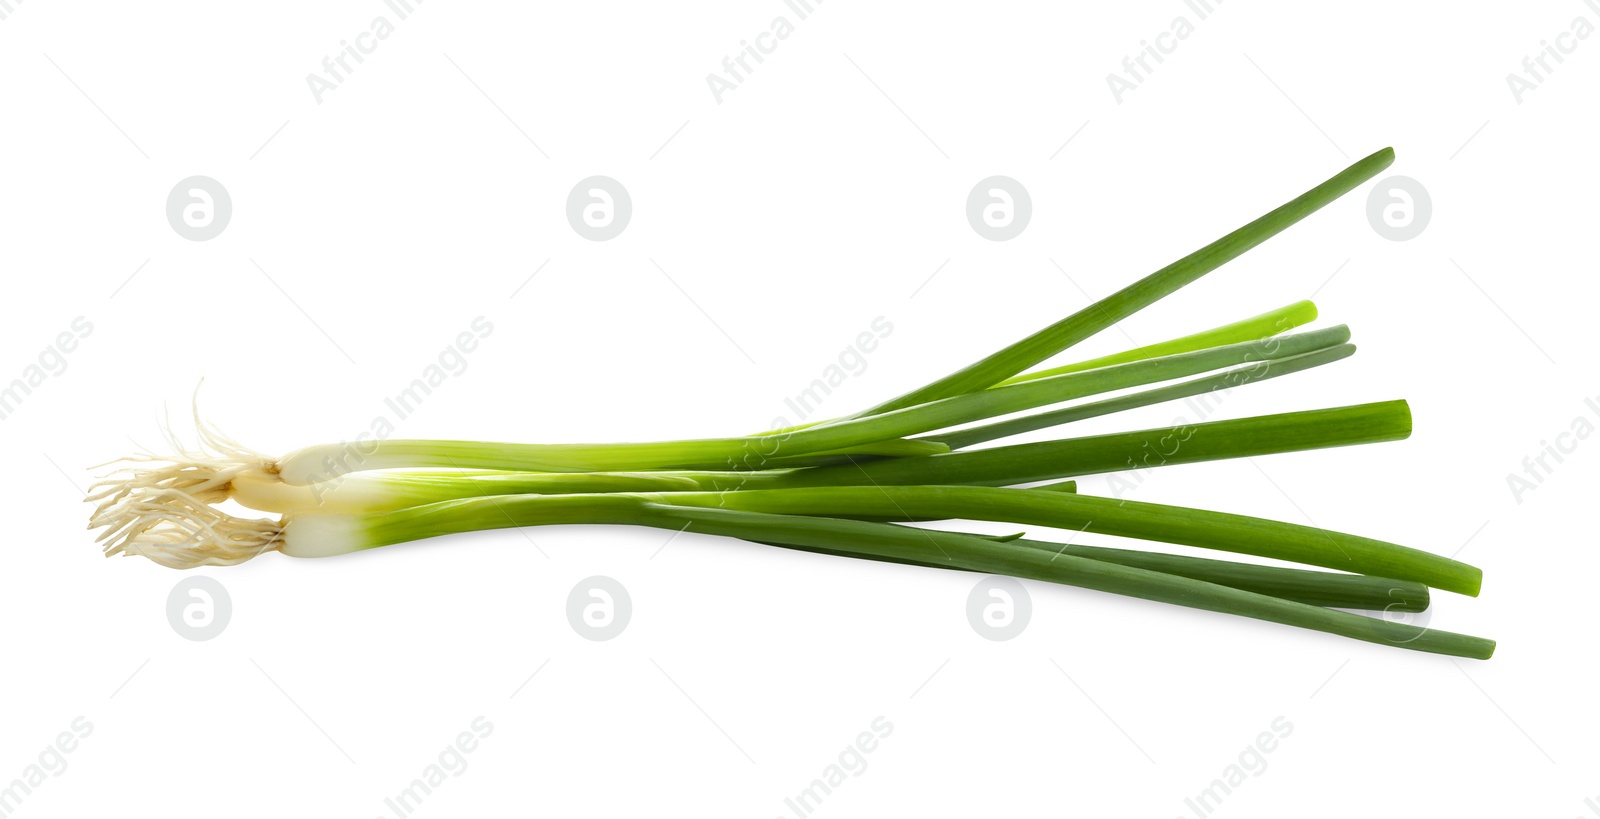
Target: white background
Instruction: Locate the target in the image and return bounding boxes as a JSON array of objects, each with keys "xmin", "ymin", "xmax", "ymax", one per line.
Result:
[{"xmin": 1, "ymin": 1, "xmax": 1596, "ymax": 816}]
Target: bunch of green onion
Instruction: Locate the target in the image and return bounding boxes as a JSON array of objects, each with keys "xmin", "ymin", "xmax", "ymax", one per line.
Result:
[{"xmin": 87, "ymin": 147, "xmax": 1494, "ymax": 660}]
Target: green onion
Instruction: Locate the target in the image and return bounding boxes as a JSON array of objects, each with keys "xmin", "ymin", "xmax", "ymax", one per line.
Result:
[{"xmin": 88, "ymin": 146, "xmax": 1494, "ymax": 660}]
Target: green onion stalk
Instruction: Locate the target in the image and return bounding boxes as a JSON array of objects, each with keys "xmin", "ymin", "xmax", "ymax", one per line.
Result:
[
  {"xmin": 210, "ymin": 400, "xmax": 1401, "ymax": 512},
  {"xmin": 88, "ymin": 325, "xmax": 1353, "ymax": 551},
  {"xmin": 763, "ymin": 532, "xmax": 1432, "ymax": 613},
  {"xmin": 252, "ymin": 494, "xmax": 1488, "ymax": 660}
]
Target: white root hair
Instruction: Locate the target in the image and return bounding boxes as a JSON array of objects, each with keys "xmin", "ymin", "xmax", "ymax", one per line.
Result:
[
  {"xmin": 87, "ymin": 402, "xmax": 284, "ymax": 569},
  {"xmin": 93, "ymin": 490, "xmax": 284, "ymax": 569}
]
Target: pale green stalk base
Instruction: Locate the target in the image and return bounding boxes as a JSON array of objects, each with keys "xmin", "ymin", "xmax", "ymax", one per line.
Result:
[{"xmin": 276, "ymin": 326, "xmax": 1349, "ymax": 483}]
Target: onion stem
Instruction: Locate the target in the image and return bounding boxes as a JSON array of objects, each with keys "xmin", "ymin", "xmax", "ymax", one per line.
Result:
[
  {"xmin": 760, "ymin": 534, "xmax": 1430, "ymax": 612},
  {"xmin": 853, "ymin": 148, "xmax": 1395, "ymax": 416},
  {"xmin": 276, "ymin": 326, "xmax": 1349, "ymax": 481},
  {"xmin": 780, "ymin": 400, "xmax": 1410, "ymax": 489},
  {"xmin": 652, "ymin": 486, "xmax": 1483, "ymax": 596},
  {"xmin": 995, "ymin": 300, "xmax": 1319, "ymax": 386},
  {"xmin": 285, "ymin": 495, "xmax": 1487, "ymax": 659},
  {"xmin": 928, "ymin": 343, "xmax": 1355, "ymax": 450},
  {"xmin": 234, "ymin": 400, "xmax": 1408, "ymax": 514}
]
